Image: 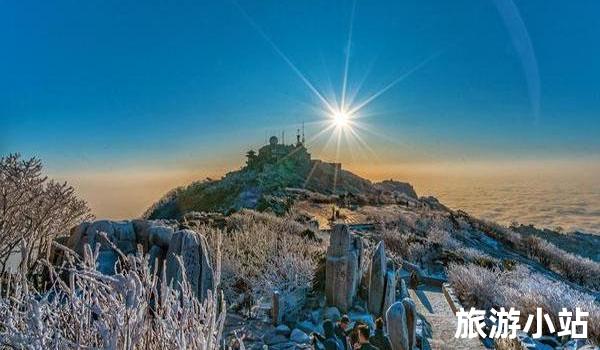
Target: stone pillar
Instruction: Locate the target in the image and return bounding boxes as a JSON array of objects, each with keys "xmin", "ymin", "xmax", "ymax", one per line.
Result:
[
  {"xmin": 386, "ymin": 301, "xmax": 409, "ymax": 350},
  {"xmin": 368, "ymin": 241, "xmax": 386, "ymax": 315},
  {"xmin": 382, "ymin": 270, "xmax": 397, "ymax": 317},
  {"xmin": 325, "ymin": 224, "xmax": 362, "ymax": 312},
  {"xmin": 369, "ymin": 241, "xmax": 397, "ymax": 316},
  {"xmin": 402, "ymin": 298, "xmax": 417, "ymax": 350},
  {"xmin": 272, "ymin": 290, "xmax": 283, "ymax": 325},
  {"xmin": 399, "ymin": 279, "xmax": 409, "ymax": 300}
]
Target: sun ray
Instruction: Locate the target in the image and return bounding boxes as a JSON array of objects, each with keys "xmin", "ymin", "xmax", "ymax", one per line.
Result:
[
  {"xmin": 303, "ymin": 161, "xmax": 320, "ymax": 189},
  {"xmin": 348, "ymin": 50, "xmax": 443, "ymax": 115},
  {"xmin": 347, "ymin": 125, "xmax": 380, "ymax": 161},
  {"xmin": 234, "ymin": 2, "xmax": 337, "ymax": 114},
  {"xmin": 346, "ymin": 56, "xmax": 378, "ymax": 109},
  {"xmin": 341, "ymin": 0, "xmax": 357, "ymax": 111}
]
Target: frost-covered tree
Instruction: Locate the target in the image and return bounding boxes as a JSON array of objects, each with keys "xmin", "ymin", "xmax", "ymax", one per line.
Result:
[
  {"xmin": 0, "ymin": 241, "xmax": 226, "ymax": 349},
  {"xmin": 0, "ymin": 153, "xmax": 93, "ymax": 276}
]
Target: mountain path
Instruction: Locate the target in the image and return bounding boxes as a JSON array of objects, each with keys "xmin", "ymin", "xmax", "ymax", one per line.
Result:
[{"xmin": 409, "ymin": 286, "xmax": 485, "ymax": 350}]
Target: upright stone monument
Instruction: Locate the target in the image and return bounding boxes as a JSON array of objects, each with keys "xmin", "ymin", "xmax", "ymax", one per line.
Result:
[
  {"xmin": 386, "ymin": 301, "xmax": 409, "ymax": 350},
  {"xmin": 368, "ymin": 241, "xmax": 386, "ymax": 314},
  {"xmin": 368, "ymin": 241, "xmax": 397, "ymax": 316},
  {"xmin": 325, "ymin": 224, "xmax": 363, "ymax": 313},
  {"xmin": 402, "ymin": 297, "xmax": 417, "ymax": 350}
]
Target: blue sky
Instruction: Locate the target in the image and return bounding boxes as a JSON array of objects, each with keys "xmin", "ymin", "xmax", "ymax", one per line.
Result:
[{"xmin": 2, "ymin": 0, "xmax": 600, "ymax": 173}]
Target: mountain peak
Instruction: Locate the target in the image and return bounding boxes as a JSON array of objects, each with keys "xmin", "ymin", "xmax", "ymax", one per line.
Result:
[{"xmin": 145, "ymin": 137, "xmax": 417, "ymax": 219}]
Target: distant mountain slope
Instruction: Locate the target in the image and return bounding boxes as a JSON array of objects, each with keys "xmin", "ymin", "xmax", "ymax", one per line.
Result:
[{"xmin": 144, "ymin": 139, "xmax": 416, "ymax": 219}]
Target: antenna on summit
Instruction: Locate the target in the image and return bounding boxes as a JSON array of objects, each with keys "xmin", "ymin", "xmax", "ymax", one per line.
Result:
[{"xmin": 302, "ymin": 121, "xmax": 305, "ymax": 144}]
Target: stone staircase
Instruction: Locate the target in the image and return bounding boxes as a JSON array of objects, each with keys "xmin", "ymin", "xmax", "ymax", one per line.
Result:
[{"xmin": 409, "ymin": 285, "xmax": 486, "ymax": 350}]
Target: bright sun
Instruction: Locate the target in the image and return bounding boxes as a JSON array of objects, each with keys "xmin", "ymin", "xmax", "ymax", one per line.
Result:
[{"xmin": 331, "ymin": 110, "xmax": 351, "ymax": 128}]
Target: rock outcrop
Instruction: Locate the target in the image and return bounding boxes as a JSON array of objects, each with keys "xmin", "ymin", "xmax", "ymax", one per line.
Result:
[
  {"xmin": 65, "ymin": 220, "xmax": 138, "ymax": 274},
  {"xmin": 325, "ymin": 224, "xmax": 363, "ymax": 313},
  {"xmin": 373, "ymin": 180, "xmax": 418, "ymax": 200},
  {"xmin": 62, "ymin": 219, "xmax": 215, "ymax": 301}
]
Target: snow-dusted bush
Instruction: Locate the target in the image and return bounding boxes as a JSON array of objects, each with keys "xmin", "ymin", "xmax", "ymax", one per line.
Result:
[
  {"xmin": 0, "ymin": 242, "xmax": 226, "ymax": 349},
  {"xmin": 448, "ymin": 263, "xmax": 600, "ymax": 344},
  {"xmin": 381, "ymin": 225, "xmax": 498, "ymax": 268},
  {"xmin": 219, "ymin": 210, "xmax": 322, "ymax": 314},
  {"xmin": 521, "ymin": 235, "xmax": 600, "ymax": 290},
  {"xmin": 0, "ymin": 153, "xmax": 93, "ymax": 275}
]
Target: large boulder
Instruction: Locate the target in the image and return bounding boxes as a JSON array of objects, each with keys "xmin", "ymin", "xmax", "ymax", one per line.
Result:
[
  {"xmin": 325, "ymin": 224, "xmax": 363, "ymax": 312},
  {"xmin": 386, "ymin": 302, "xmax": 409, "ymax": 350},
  {"xmin": 148, "ymin": 225, "xmax": 174, "ymax": 248},
  {"xmin": 290, "ymin": 329, "xmax": 310, "ymax": 344},
  {"xmin": 165, "ymin": 229, "xmax": 214, "ymax": 301},
  {"xmin": 324, "ymin": 306, "xmax": 341, "ymax": 322}
]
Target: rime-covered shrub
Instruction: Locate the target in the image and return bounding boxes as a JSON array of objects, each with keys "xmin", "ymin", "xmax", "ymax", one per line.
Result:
[
  {"xmin": 477, "ymin": 219, "xmax": 600, "ymax": 290},
  {"xmin": 219, "ymin": 210, "xmax": 323, "ymax": 313},
  {"xmin": 381, "ymin": 225, "xmax": 498, "ymax": 268},
  {"xmin": 0, "ymin": 243, "xmax": 226, "ymax": 349},
  {"xmin": 448, "ymin": 263, "xmax": 600, "ymax": 344}
]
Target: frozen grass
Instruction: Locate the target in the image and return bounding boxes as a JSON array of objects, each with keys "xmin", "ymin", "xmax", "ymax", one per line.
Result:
[
  {"xmin": 0, "ymin": 242, "xmax": 226, "ymax": 349},
  {"xmin": 217, "ymin": 210, "xmax": 323, "ymax": 314},
  {"xmin": 448, "ymin": 263, "xmax": 600, "ymax": 345}
]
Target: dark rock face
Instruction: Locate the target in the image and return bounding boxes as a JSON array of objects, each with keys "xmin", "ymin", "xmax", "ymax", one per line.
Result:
[{"xmin": 325, "ymin": 224, "xmax": 363, "ymax": 313}]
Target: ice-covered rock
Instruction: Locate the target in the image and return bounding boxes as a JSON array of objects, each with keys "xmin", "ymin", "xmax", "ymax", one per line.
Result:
[
  {"xmin": 148, "ymin": 225, "xmax": 174, "ymax": 248},
  {"xmin": 275, "ymin": 324, "xmax": 291, "ymax": 336},
  {"xmin": 68, "ymin": 220, "xmax": 138, "ymax": 274},
  {"xmin": 263, "ymin": 330, "xmax": 289, "ymax": 345},
  {"xmin": 165, "ymin": 229, "xmax": 214, "ymax": 300},
  {"xmin": 290, "ymin": 329, "xmax": 310, "ymax": 344},
  {"xmin": 297, "ymin": 320, "xmax": 324, "ymax": 336},
  {"xmin": 324, "ymin": 306, "xmax": 341, "ymax": 322},
  {"xmin": 347, "ymin": 311, "xmax": 375, "ymax": 331}
]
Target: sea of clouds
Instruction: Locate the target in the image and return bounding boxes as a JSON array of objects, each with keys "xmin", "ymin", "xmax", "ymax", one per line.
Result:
[{"xmin": 418, "ymin": 176, "xmax": 600, "ymax": 234}]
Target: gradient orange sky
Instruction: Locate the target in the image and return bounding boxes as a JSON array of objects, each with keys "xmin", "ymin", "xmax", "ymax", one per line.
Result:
[{"xmin": 51, "ymin": 152, "xmax": 600, "ymax": 221}]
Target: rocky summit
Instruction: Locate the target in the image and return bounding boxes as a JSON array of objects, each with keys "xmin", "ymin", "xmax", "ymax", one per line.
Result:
[{"xmin": 145, "ymin": 136, "xmax": 417, "ymax": 219}]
